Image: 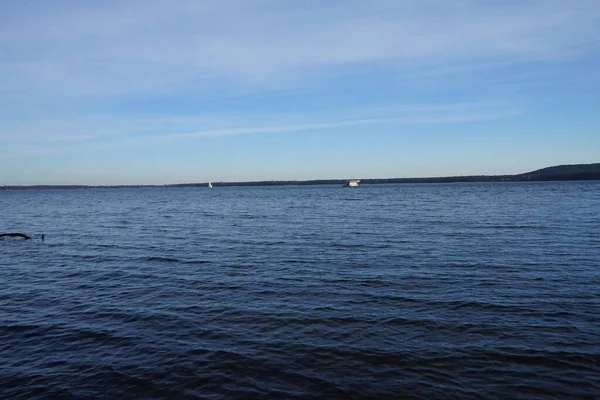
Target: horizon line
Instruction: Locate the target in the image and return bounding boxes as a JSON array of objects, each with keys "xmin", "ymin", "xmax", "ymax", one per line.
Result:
[{"xmin": 2, "ymin": 162, "xmax": 599, "ymax": 188}]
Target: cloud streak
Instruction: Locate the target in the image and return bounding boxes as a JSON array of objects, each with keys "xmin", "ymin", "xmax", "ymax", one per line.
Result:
[
  {"xmin": 0, "ymin": 102, "xmax": 520, "ymax": 160},
  {"xmin": 178, "ymin": 110, "xmax": 520, "ymax": 138},
  {"xmin": 1, "ymin": 0, "xmax": 599, "ymax": 97}
]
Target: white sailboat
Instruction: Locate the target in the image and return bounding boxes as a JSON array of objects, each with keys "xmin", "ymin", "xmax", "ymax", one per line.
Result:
[{"xmin": 208, "ymin": 182, "xmax": 213, "ymax": 188}]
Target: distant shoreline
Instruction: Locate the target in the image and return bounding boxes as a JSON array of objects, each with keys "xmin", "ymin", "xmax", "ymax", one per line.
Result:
[{"xmin": 2, "ymin": 163, "xmax": 599, "ymax": 190}]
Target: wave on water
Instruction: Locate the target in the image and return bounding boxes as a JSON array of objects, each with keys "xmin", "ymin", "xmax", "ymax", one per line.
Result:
[{"xmin": 145, "ymin": 256, "xmax": 181, "ymax": 263}]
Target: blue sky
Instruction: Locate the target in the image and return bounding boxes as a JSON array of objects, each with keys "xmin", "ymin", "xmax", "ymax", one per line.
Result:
[{"xmin": 1, "ymin": 0, "xmax": 599, "ymax": 185}]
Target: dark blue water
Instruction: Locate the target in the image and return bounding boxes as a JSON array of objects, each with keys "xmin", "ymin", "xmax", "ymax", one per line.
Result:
[{"xmin": 1, "ymin": 182, "xmax": 599, "ymax": 399}]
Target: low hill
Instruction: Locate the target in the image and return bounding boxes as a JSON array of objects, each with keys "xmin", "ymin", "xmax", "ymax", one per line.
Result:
[{"xmin": 517, "ymin": 163, "xmax": 600, "ymax": 181}]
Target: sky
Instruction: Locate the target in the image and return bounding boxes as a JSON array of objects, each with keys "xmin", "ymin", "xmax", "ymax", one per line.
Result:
[{"xmin": 1, "ymin": 0, "xmax": 599, "ymax": 185}]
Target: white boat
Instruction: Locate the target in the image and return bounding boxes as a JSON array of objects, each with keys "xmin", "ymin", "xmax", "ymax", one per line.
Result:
[
  {"xmin": 208, "ymin": 182, "xmax": 213, "ymax": 188},
  {"xmin": 343, "ymin": 179, "xmax": 360, "ymax": 187}
]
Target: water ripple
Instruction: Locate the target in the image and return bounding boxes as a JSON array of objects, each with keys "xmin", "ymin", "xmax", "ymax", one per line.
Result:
[{"xmin": 1, "ymin": 182, "xmax": 599, "ymax": 399}]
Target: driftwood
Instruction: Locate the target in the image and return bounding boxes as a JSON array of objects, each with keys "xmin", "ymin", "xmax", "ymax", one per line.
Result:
[{"xmin": 0, "ymin": 233, "xmax": 32, "ymax": 240}]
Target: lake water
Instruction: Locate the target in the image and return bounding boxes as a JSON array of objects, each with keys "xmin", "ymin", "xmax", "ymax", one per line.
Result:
[{"xmin": 1, "ymin": 182, "xmax": 599, "ymax": 399}]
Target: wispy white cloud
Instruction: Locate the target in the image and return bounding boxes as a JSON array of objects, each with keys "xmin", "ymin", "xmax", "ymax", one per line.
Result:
[
  {"xmin": 1, "ymin": 0, "xmax": 598, "ymax": 97},
  {"xmin": 178, "ymin": 109, "xmax": 520, "ymax": 138},
  {"xmin": 0, "ymin": 101, "xmax": 520, "ymax": 160}
]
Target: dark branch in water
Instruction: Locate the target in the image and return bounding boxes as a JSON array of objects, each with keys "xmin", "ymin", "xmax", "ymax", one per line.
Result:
[{"xmin": 0, "ymin": 233, "xmax": 32, "ymax": 240}]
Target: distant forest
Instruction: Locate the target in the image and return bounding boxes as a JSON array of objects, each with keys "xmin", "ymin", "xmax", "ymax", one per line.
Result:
[{"xmin": 3, "ymin": 163, "xmax": 600, "ymax": 190}]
